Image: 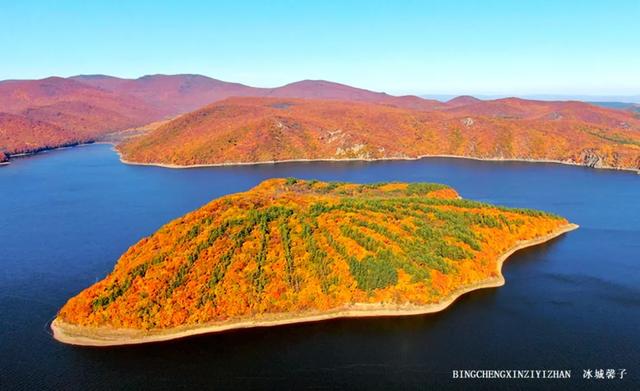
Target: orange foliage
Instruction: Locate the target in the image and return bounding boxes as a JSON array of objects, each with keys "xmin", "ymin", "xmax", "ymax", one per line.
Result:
[
  {"xmin": 3, "ymin": 75, "xmax": 639, "ymax": 171},
  {"xmin": 57, "ymin": 179, "xmax": 572, "ymax": 330},
  {"xmin": 118, "ymin": 97, "xmax": 640, "ymax": 171},
  {"xmin": 0, "ymin": 113, "xmax": 88, "ymax": 156},
  {"xmin": 0, "ymin": 77, "xmax": 161, "ymax": 158}
]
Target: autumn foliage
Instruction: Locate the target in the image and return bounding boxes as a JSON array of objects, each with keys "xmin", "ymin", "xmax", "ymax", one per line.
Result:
[
  {"xmin": 0, "ymin": 112, "xmax": 89, "ymax": 156},
  {"xmin": 2, "ymin": 75, "xmax": 639, "ymax": 170},
  {"xmin": 118, "ymin": 97, "xmax": 640, "ymax": 171},
  {"xmin": 57, "ymin": 179, "xmax": 571, "ymax": 330},
  {"xmin": 0, "ymin": 76, "xmax": 439, "ymax": 159},
  {"xmin": 0, "ymin": 77, "xmax": 162, "ymax": 157}
]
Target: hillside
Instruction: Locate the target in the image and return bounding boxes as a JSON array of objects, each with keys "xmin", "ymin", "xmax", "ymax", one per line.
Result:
[
  {"xmin": 0, "ymin": 77, "xmax": 163, "ymax": 159},
  {"xmin": 443, "ymin": 97, "xmax": 639, "ymax": 126},
  {"xmin": 71, "ymin": 75, "xmax": 441, "ymax": 113},
  {"xmin": 0, "ymin": 75, "xmax": 442, "ymax": 161},
  {"xmin": 53, "ymin": 179, "xmax": 575, "ymax": 345},
  {"xmin": 118, "ymin": 97, "xmax": 640, "ymax": 171},
  {"xmin": 0, "ymin": 112, "xmax": 87, "ymax": 156},
  {"xmin": 591, "ymin": 101, "xmax": 640, "ymax": 115},
  {"xmin": 0, "ymin": 77, "xmax": 160, "ymax": 130},
  {"xmin": 70, "ymin": 74, "xmax": 262, "ymax": 115}
]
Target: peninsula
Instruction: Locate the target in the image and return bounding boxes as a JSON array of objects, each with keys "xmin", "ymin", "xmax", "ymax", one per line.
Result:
[
  {"xmin": 52, "ymin": 179, "xmax": 577, "ymax": 346},
  {"xmin": 117, "ymin": 97, "xmax": 640, "ymax": 172}
]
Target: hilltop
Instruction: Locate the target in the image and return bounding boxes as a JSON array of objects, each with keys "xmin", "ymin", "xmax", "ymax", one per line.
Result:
[
  {"xmin": 445, "ymin": 95, "xmax": 482, "ymax": 108},
  {"xmin": 118, "ymin": 97, "xmax": 640, "ymax": 172},
  {"xmin": 52, "ymin": 179, "xmax": 576, "ymax": 345}
]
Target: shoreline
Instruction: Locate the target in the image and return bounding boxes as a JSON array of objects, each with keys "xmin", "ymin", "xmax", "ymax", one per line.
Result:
[
  {"xmin": 115, "ymin": 148, "xmax": 640, "ymax": 175},
  {"xmin": 3, "ymin": 141, "xmax": 98, "ymax": 161},
  {"xmin": 3, "ymin": 140, "xmax": 638, "ymax": 175},
  {"xmin": 51, "ymin": 223, "xmax": 579, "ymax": 347}
]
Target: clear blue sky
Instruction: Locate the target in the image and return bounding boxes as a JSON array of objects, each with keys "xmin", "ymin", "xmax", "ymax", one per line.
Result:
[{"xmin": 1, "ymin": 0, "xmax": 638, "ymax": 96}]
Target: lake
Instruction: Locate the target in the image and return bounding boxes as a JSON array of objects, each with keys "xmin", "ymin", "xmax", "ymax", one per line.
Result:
[{"xmin": 1, "ymin": 144, "xmax": 638, "ymax": 389}]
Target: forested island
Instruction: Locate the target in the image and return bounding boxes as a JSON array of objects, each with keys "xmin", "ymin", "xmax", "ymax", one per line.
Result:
[{"xmin": 52, "ymin": 179, "xmax": 577, "ymax": 346}]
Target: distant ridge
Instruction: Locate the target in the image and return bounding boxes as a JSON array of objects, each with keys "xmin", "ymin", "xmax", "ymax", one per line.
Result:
[
  {"xmin": 445, "ymin": 95, "xmax": 482, "ymax": 107},
  {"xmin": 424, "ymin": 94, "xmax": 640, "ymax": 104},
  {"xmin": 71, "ymin": 75, "xmax": 442, "ymax": 113},
  {"xmin": 590, "ymin": 101, "xmax": 640, "ymax": 114}
]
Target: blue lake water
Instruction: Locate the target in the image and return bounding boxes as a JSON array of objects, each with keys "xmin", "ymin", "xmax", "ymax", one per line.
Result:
[{"xmin": 0, "ymin": 144, "xmax": 638, "ymax": 389}]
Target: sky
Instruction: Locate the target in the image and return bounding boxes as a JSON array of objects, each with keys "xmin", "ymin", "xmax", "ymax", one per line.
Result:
[{"xmin": 1, "ymin": 0, "xmax": 639, "ymax": 96}]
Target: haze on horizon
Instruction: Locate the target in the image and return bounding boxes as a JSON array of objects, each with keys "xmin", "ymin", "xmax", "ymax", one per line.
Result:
[{"xmin": 1, "ymin": 1, "xmax": 638, "ymax": 99}]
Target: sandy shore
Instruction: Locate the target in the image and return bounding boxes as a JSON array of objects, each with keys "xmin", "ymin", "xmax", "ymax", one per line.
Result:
[
  {"xmin": 115, "ymin": 148, "xmax": 640, "ymax": 175},
  {"xmin": 51, "ymin": 223, "xmax": 578, "ymax": 347}
]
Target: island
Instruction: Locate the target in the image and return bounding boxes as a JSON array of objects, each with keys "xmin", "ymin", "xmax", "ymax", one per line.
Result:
[{"xmin": 52, "ymin": 179, "xmax": 578, "ymax": 346}]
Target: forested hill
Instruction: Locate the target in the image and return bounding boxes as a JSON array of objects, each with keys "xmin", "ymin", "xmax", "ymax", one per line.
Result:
[
  {"xmin": 118, "ymin": 97, "xmax": 640, "ymax": 172},
  {"xmin": 57, "ymin": 178, "xmax": 571, "ymax": 332}
]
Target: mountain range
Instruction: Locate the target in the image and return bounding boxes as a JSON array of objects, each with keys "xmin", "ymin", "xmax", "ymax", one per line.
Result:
[
  {"xmin": 0, "ymin": 74, "xmax": 442, "ymax": 160},
  {"xmin": 1, "ymin": 74, "xmax": 639, "ymax": 171}
]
